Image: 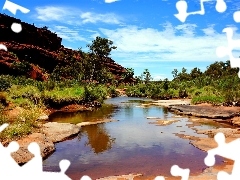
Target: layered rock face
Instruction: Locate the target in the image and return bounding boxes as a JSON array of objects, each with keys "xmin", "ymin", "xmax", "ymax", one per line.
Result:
[{"xmin": 0, "ymin": 13, "xmax": 131, "ymax": 82}]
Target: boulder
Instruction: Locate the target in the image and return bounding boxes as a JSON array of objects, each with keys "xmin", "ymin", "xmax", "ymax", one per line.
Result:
[
  {"xmin": 11, "ymin": 133, "xmax": 55, "ymax": 164},
  {"xmin": 42, "ymin": 122, "xmax": 80, "ymax": 143}
]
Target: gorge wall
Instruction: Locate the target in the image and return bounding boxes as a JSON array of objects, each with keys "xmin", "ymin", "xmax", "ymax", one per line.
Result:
[{"xmin": 0, "ymin": 13, "xmax": 131, "ymax": 82}]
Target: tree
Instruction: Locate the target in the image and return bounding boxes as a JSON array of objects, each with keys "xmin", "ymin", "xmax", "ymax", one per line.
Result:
[
  {"xmin": 172, "ymin": 69, "xmax": 178, "ymax": 79},
  {"xmin": 142, "ymin": 69, "xmax": 152, "ymax": 84},
  {"xmin": 190, "ymin": 67, "xmax": 202, "ymax": 79},
  {"xmin": 86, "ymin": 36, "xmax": 117, "ymax": 83},
  {"xmin": 163, "ymin": 78, "xmax": 169, "ymax": 91},
  {"xmin": 204, "ymin": 61, "xmax": 224, "ymax": 78},
  {"xmin": 122, "ymin": 68, "xmax": 134, "ymax": 81},
  {"xmin": 87, "ymin": 36, "xmax": 117, "ymax": 58},
  {"xmin": 178, "ymin": 67, "xmax": 190, "ymax": 81}
]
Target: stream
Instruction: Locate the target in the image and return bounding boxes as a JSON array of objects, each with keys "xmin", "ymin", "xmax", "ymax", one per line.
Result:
[{"xmin": 43, "ymin": 97, "xmax": 228, "ymax": 179}]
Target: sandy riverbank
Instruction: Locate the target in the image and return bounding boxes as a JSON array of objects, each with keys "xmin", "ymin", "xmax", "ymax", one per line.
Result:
[{"xmin": 4, "ymin": 98, "xmax": 240, "ymax": 178}]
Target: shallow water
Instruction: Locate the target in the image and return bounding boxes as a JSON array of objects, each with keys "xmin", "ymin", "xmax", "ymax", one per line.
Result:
[{"xmin": 43, "ymin": 97, "xmax": 227, "ymax": 179}]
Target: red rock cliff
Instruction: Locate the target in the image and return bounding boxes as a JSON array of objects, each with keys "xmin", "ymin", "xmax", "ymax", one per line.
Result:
[{"xmin": 0, "ymin": 13, "xmax": 132, "ymax": 82}]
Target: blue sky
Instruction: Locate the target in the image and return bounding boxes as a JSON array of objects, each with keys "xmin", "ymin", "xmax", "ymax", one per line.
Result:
[{"xmin": 1, "ymin": 0, "xmax": 240, "ymax": 80}]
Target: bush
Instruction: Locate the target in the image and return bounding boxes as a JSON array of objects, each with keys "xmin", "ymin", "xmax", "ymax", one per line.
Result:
[
  {"xmin": 11, "ymin": 61, "xmax": 32, "ymax": 75},
  {"xmin": 191, "ymin": 95, "xmax": 225, "ymax": 105},
  {"xmin": 0, "ymin": 76, "xmax": 12, "ymax": 91},
  {"xmin": 0, "ymin": 106, "xmax": 42, "ymax": 141},
  {"xmin": 0, "ymin": 92, "xmax": 8, "ymax": 106},
  {"xmin": 107, "ymin": 86, "xmax": 119, "ymax": 97}
]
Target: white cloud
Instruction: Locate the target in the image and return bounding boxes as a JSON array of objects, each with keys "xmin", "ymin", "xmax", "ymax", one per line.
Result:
[
  {"xmin": 34, "ymin": 6, "xmax": 121, "ymax": 25},
  {"xmin": 99, "ymin": 23, "xmax": 239, "ymax": 63},
  {"xmin": 80, "ymin": 12, "xmax": 121, "ymax": 24},
  {"xmin": 175, "ymin": 23, "xmax": 198, "ymax": 36},
  {"xmin": 35, "ymin": 6, "xmax": 75, "ymax": 22},
  {"xmin": 202, "ymin": 25, "xmax": 216, "ymax": 36},
  {"xmin": 50, "ymin": 25, "xmax": 87, "ymax": 42},
  {"xmin": 105, "ymin": 0, "xmax": 119, "ymax": 3},
  {"xmin": 152, "ymin": 74, "xmax": 167, "ymax": 81}
]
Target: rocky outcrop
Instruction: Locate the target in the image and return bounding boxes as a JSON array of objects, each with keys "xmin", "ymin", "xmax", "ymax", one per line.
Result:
[
  {"xmin": 168, "ymin": 105, "xmax": 240, "ymax": 119},
  {"xmin": 0, "ymin": 13, "xmax": 132, "ymax": 82},
  {"xmin": 42, "ymin": 122, "xmax": 80, "ymax": 143},
  {"xmin": 150, "ymin": 99, "xmax": 191, "ymax": 108},
  {"xmin": 11, "ymin": 133, "xmax": 55, "ymax": 164},
  {"xmin": 77, "ymin": 119, "xmax": 118, "ymax": 127},
  {"xmin": 0, "ymin": 14, "xmax": 61, "ymax": 51}
]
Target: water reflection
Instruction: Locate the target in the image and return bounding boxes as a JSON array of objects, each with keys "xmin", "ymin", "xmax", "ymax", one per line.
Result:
[
  {"xmin": 142, "ymin": 106, "xmax": 150, "ymax": 116},
  {"xmin": 163, "ymin": 107, "xmax": 168, "ymax": 115},
  {"xmin": 44, "ymin": 97, "xmax": 225, "ymax": 179},
  {"xmin": 78, "ymin": 124, "xmax": 115, "ymax": 154},
  {"xmin": 48, "ymin": 104, "xmax": 116, "ymax": 124},
  {"xmin": 123, "ymin": 104, "xmax": 133, "ymax": 118}
]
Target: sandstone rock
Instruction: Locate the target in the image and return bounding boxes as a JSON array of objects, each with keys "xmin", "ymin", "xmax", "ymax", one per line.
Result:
[
  {"xmin": 77, "ymin": 119, "xmax": 118, "ymax": 127},
  {"xmin": 0, "ymin": 13, "xmax": 134, "ymax": 82},
  {"xmin": 196, "ymin": 128, "xmax": 240, "ymax": 138},
  {"xmin": 37, "ymin": 114, "xmax": 49, "ymax": 121},
  {"xmin": 11, "ymin": 133, "xmax": 55, "ymax": 164},
  {"xmin": 169, "ymin": 105, "xmax": 239, "ymax": 119},
  {"xmin": 150, "ymin": 99, "xmax": 191, "ymax": 108},
  {"xmin": 42, "ymin": 122, "xmax": 80, "ymax": 143},
  {"xmin": 148, "ymin": 119, "xmax": 179, "ymax": 126}
]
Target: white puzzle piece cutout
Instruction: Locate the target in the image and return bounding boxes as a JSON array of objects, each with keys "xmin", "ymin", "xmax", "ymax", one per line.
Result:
[
  {"xmin": 2, "ymin": 0, "xmax": 30, "ymax": 15},
  {"xmin": 2, "ymin": 0, "xmax": 30, "ymax": 33},
  {"xmin": 216, "ymin": 27, "xmax": 240, "ymax": 77},
  {"xmin": 154, "ymin": 165, "xmax": 190, "ymax": 180},
  {"xmin": 233, "ymin": 11, "xmax": 240, "ymax": 23},
  {"xmin": 175, "ymin": 0, "xmax": 227, "ymax": 23},
  {"xmin": 0, "ymin": 123, "xmax": 94, "ymax": 180},
  {"xmin": 204, "ymin": 132, "xmax": 240, "ymax": 180}
]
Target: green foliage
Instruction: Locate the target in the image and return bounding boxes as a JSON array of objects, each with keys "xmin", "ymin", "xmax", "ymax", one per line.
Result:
[
  {"xmin": 0, "ymin": 106, "xmax": 42, "ymax": 141},
  {"xmin": 190, "ymin": 67, "xmax": 202, "ymax": 79},
  {"xmin": 86, "ymin": 40, "xmax": 115, "ymax": 82},
  {"xmin": 87, "ymin": 36, "xmax": 117, "ymax": 58},
  {"xmin": 83, "ymin": 85, "xmax": 108, "ymax": 103},
  {"xmin": 0, "ymin": 109, "xmax": 7, "ymax": 125},
  {"xmin": 107, "ymin": 85, "xmax": 119, "ymax": 97},
  {"xmin": 121, "ymin": 68, "xmax": 134, "ymax": 81},
  {"xmin": 124, "ymin": 60, "xmax": 240, "ymax": 105},
  {"xmin": 51, "ymin": 44, "xmax": 115, "ymax": 84},
  {"xmin": 9, "ymin": 52, "xmax": 18, "ymax": 58},
  {"xmin": 11, "ymin": 61, "xmax": 32, "ymax": 75},
  {"xmin": 0, "ymin": 75, "xmax": 12, "ymax": 91},
  {"xmin": 192, "ymin": 95, "xmax": 225, "ymax": 105},
  {"xmin": 141, "ymin": 69, "xmax": 152, "ymax": 84}
]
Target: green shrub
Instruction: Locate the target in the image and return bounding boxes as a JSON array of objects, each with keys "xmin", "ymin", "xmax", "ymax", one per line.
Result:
[
  {"xmin": 0, "ymin": 76, "xmax": 12, "ymax": 91},
  {"xmin": 11, "ymin": 61, "xmax": 32, "ymax": 75},
  {"xmin": 0, "ymin": 92, "xmax": 8, "ymax": 106},
  {"xmin": 0, "ymin": 106, "xmax": 42, "ymax": 141},
  {"xmin": 191, "ymin": 95, "xmax": 225, "ymax": 105},
  {"xmin": 107, "ymin": 86, "xmax": 119, "ymax": 97}
]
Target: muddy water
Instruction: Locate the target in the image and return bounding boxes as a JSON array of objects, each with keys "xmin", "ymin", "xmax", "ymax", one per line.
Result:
[{"xmin": 43, "ymin": 97, "xmax": 227, "ymax": 179}]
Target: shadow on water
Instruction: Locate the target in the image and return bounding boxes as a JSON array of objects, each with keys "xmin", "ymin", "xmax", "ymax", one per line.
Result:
[
  {"xmin": 43, "ymin": 97, "xmax": 227, "ymax": 179},
  {"xmin": 77, "ymin": 124, "xmax": 115, "ymax": 154}
]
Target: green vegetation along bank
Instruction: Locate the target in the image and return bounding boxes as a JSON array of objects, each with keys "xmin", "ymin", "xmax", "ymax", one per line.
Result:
[{"xmin": 125, "ymin": 60, "xmax": 240, "ymax": 106}]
